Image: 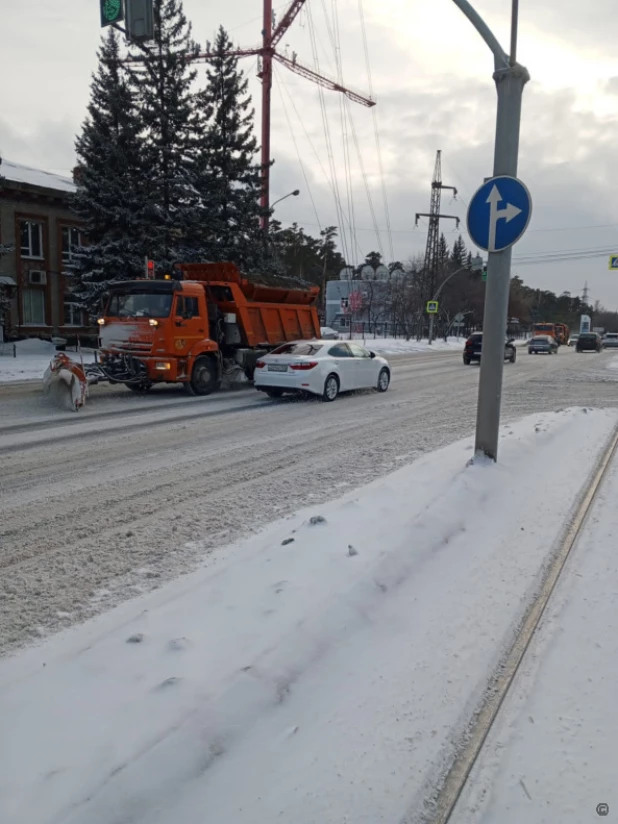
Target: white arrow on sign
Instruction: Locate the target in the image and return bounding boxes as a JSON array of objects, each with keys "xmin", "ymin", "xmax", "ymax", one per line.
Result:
[{"xmin": 486, "ymin": 184, "xmax": 522, "ymax": 252}]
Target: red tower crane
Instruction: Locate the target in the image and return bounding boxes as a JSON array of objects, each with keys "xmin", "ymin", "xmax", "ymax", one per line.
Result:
[{"xmin": 193, "ymin": 0, "xmax": 376, "ymax": 233}]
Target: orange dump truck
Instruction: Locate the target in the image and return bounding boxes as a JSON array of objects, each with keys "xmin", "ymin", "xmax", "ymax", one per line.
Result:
[{"xmin": 44, "ymin": 262, "xmax": 321, "ymax": 409}]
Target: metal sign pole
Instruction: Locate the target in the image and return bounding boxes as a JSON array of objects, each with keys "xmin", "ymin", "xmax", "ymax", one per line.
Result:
[
  {"xmin": 452, "ymin": 0, "xmax": 530, "ymax": 462},
  {"xmin": 474, "ymin": 65, "xmax": 528, "ymax": 460}
]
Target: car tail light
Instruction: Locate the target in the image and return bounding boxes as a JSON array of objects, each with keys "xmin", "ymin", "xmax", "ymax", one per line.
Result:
[
  {"xmin": 255, "ymin": 361, "xmax": 265, "ymax": 369},
  {"xmin": 290, "ymin": 361, "xmax": 318, "ymax": 371}
]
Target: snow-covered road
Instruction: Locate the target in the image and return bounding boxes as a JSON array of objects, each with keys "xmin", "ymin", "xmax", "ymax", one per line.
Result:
[{"xmin": 1, "ymin": 348, "xmax": 618, "ymax": 652}]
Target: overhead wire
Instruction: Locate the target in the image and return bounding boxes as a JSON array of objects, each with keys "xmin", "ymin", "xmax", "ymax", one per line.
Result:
[
  {"xmin": 357, "ymin": 0, "xmax": 394, "ymax": 262},
  {"xmin": 273, "ymin": 64, "xmax": 323, "ymax": 233},
  {"xmin": 277, "ymin": 73, "xmax": 365, "ymax": 261},
  {"xmin": 329, "ymin": 0, "xmax": 357, "ymax": 261},
  {"xmin": 306, "ymin": 1, "xmax": 351, "ymax": 264}
]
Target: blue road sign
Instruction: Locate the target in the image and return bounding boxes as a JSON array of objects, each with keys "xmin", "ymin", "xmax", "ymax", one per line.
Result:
[
  {"xmin": 467, "ymin": 175, "xmax": 532, "ymax": 253},
  {"xmin": 608, "ymin": 256, "xmax": 618, "ymax": 270}
]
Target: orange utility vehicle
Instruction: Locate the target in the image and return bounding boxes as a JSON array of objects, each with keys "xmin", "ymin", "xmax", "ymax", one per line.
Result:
[
  {"xmin": 532, "ymin": 321, "xmax": 568, "ymax": 346},
  {"xmin": 553, "ymin": 322, "xmax": 569, "ymax": 346},
  {"xmin": 44, "ymin": 262, "xmax": 321, "ymax": 410}
]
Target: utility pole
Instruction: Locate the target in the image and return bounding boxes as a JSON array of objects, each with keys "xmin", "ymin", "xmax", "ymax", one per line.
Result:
[
  {"xmin": 451, "ymin": 0, "xmax": 530, "ymax": 462},
  {"xmin": 415, "ymin": 150, "xmax": 460, "ymax": 343}
]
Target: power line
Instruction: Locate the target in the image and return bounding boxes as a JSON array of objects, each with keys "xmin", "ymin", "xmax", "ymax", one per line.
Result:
[{"xmin": 274, "ymin": 65, "xmax": 322, "ymax": 232}]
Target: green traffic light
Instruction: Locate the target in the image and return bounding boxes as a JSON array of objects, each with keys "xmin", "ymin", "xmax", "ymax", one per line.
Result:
[{"xmin": 101, "ymin": 0, "xmax": 123, "ymax": 25}]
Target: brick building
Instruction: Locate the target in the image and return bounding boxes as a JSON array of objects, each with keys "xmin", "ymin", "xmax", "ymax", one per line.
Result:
[{"xmin": 0, "ymin": 159, "xmax": 92, "ymax": 342}]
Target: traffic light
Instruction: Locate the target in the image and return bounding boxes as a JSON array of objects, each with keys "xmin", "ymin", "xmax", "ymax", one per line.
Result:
[
  {"xmin": 482, "ymin": 265, "xmax": 488, "ymax": 283},
  {"xmin": 100, "ymin": 0, "xmax": 124, "ymax": 28},
  {"xmin": 126, "ymin": 0, "xmax": 154, "ymax": 42}
]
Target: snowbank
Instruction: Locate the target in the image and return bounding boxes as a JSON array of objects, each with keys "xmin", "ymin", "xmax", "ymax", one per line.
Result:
[
  {"xmin": 0, "ymin": 408, "xmax": 615, "ymax": 824},
  {"xmin": 452, "ymin": 433, "xmax": 618, "ymax": 824},
  {"xmin": 355, "ymin": 335, "xmax": 464, "ymax": 355},
  {"xmin": 0, "ymin": 343, "xmax": 94, "ymax": 383}
]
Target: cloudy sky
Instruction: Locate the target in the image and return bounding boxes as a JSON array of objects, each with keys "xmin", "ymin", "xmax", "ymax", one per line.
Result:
[{"xmin": 2, "ymin": 0, "xmax": 618, "ymax": 305}]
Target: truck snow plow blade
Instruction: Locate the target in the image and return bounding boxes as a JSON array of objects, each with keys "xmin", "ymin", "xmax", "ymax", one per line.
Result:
[{"xmin": 43, "ymin": 354, "xmax": 89, "ymax": 412}]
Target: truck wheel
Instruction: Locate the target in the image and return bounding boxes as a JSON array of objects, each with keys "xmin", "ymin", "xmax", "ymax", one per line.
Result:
[
  {"xmin": 125, "ymin": 381, "xmax": 152, "ymax": 393},
  {"xmin": 322, "ymin": 374, "xmax": 339, "ymax": 402},
  {"xmin": 189, "ymin": 356, "xmax": 219, "ymax": 396}
]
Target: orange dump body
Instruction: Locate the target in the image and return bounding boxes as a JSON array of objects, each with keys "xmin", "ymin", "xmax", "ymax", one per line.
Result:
[{"xmin": 176, "ymin": 262, "xmax": 321, "ymax": 346}]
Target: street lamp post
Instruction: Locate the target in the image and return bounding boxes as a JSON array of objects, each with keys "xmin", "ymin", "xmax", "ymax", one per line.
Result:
[
  {"xmin": 427, "ymin": 256, "xmax": 484, "ymax": 344},
  {"xmin": 270, "ymin": 189, "xmax": 300, "ymax": 211},
  {"xmin": 451, "ymin": 0, "xmax": 529, "ymax": 461}
]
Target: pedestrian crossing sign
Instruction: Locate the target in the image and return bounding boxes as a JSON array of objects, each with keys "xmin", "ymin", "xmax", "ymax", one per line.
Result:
[
  {"xmin": 426, "ymin": 300, "xmax": 439, "ymax": 314},
  {"xmin": 609, "ymin": 256, "xmax": 618, "ymax": 270}
]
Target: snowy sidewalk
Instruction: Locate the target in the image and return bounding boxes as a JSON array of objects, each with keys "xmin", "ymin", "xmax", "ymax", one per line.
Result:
[
  {"xmin": 0, "ymin": 408, "xmax": 615, "ymax": 824},
  {"xmin": 0, "ymin": 339, "xmax": 95, "ymax": 383},
  {"xmin": 452, "ymin": 428, "xmax": 618, "ymax": 824}
]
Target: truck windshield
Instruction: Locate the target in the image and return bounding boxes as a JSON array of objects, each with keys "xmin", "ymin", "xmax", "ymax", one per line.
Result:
[{"xmin": 107, "ymin": 293, "xmax": 173, "ymax": 319}]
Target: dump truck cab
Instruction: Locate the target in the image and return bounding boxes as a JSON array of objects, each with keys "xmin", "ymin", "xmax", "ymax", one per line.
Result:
[{"xmin": 97, "ymin": 279, "xmax": 218, "ymax": 390}]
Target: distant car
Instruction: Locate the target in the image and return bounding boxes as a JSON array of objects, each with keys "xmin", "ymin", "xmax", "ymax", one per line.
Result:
[
  {"xmin": 319, "ymin": 326, "xmax": 340, "ymax": 340},
  {"xmin": 602, "ymin": 332, "xmax": 618, "ymax": 349},
  {"xmin": 568, "ymin": 334, "xmax": 579, "ymax": 347},
  {"xmin": 463, "ymin": 332, "xmax": 516, "ymax": 365},
  {"xmin": 576, "ymin": 332, "xmax": 602, "ymax": 353},
  {"xmin": 528, "ymin": 335, "xmax": 558, "ymax": 355},
  {"xmin": 254, "ymin": 340, "xmax": 391, "ymax": 401}
]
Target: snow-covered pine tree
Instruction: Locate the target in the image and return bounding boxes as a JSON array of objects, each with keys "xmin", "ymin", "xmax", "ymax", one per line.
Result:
[
  {"xmin": 73, "ymin": 28, "xmax": 146, "ymax": 314},
  {"xmin": 197, "ymin": 26, "xmax": 264, "ymax": 270},
  {"xmin": 127, "ymin": 0, "xmax": 200, "ymax": 268},
  {"xmin": 451, "ymin": 234, "xmax": 468, "ymax": 268}
]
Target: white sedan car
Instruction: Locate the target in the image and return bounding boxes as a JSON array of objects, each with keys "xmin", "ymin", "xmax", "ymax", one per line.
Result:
[{"xmin": 254, "ymin": 340, "xmax": 391, "ymax": 401}]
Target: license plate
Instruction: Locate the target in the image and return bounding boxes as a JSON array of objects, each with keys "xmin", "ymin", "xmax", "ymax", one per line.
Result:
[{"xmin": 268, "ymin": 364, "xmax": 288, "ymax": 372}]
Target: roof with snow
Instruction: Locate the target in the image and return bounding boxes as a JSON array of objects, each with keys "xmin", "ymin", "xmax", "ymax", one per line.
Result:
[{"xmin": 1, "ymin": 159, "xmax": 76, "ymax": 194}]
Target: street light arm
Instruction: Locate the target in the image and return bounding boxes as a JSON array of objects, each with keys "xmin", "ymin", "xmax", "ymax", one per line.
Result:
[
  {"xmin": 433, "ymin": 265, "xmax": 468, "ymax": 300},
  {"xmin": 449, "ymin": 0, "xmax": 509, "ymax": 70}
]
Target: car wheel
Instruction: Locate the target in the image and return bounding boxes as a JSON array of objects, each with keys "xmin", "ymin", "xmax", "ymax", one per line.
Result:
[
  {"xmin": 463, "ymin": 356, "xmax": 471, "ymax": 365},
  {"xmin": 265, "ymin": 388, "xmax": 283, "ymax": 399},
  {"xmin": 377, "ymin": 368, "xmax": 390, "ymax": 392},
  {"xmin": 188, "ymin": 356, "xmax": 219, "ymax": 396},
  {"xmin": 509, "ymin": 349, "xmax": 516, "ymax": 363},
  {"xmin": 322, "ymin": 373, "xmax": 339, "ymax": 402}
]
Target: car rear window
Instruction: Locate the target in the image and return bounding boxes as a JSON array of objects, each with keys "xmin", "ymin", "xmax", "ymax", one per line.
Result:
[
  {"xmin": 580, "ymin": 334, "xmax": 596, "ymax": 340},
  {"xmin": 270, "ymin": 343, "xmax": 323, "ymax": 356}
]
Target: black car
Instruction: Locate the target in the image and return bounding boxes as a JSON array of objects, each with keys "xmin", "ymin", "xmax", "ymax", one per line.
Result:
[
  {"xmin": 463, "ymin": 332, "xmax": 516, "ymax": 365},
  {"xmin": 576, "ymin": 332, "xmax": 602, "ymax": 353}
]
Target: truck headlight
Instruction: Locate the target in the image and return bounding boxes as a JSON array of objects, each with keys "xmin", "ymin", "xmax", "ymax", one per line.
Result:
[{"xmin": 155, "ymin": 362, "xmax": 171, "ymax": 371}]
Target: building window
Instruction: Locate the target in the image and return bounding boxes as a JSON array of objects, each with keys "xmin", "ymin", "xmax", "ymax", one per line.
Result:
[
  {"xmin": 64, "ymin": 300, "xmax": 83, "ymax": 327},
  {"xmin": 22, "ymin": 289, "xmax": 46, "ymax": 325},
  {"xmin": 20, "ymin": 220, "xmax": 43, "ymax": 259},
  {"xmin": 62, "ymin": 226, "xmax": 81, "ymax": 264}
]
